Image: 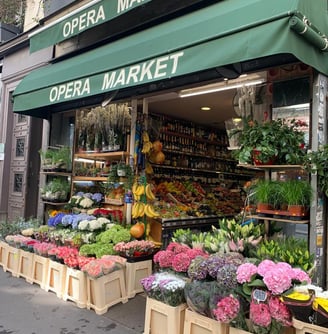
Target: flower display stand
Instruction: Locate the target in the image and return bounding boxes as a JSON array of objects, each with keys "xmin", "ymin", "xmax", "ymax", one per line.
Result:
[
  {"xmin": 0, "ymin": 241, "xmax": 8, "ymax": 269},
  {"xmin": 144, "ymin": 297, "xmax": 187, "ymax": 334},
  {"xmin": 62, "ymin": 267, "xmax": 87, "ymax": 308},
  {"xmin": 17, "ymin": 250, "xmax": 34, "ymax": 283},
  {"xmin": 183, "ymin": 308, "xmax": 229, "ymax": 334},
  {"xmin": 86, "ymin": 268, "xmax": 128, "ymax": 315},
  {"xmin": 44, "ymin": 259, "xmax": 67, "ymax": 298},
  {"xmin": 3, "ymin": 245, "xmax": 20, "ymax": 277},
  {"xmin": 125, "ymin": 259, "xmax": 152, "ymax": 298},
  {"xmin": 293, "ymin": 318, "xmax": 328, "ymax": 334},
  {"xmin": 31, "ymin": 255, "xmax": 49, "ymax": 289}
]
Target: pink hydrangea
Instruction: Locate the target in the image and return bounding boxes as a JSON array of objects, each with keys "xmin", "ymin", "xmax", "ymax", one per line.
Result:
[
  {"xmin": 213, "ymin": 295, "xmax": 240, "ymax": 323},
  {"xmin": 166, "ymin": 242, "xmax": 190, "ymax": 254},
  {"xmin": 292, "ymin": 268, "xmax": 311, "ymax": 284},
  {"xmin": 157, "ymin": 250, "xmax": 174, "ymax": 268},
  {"xmin": 172, "ymin": 253, "xmax": 191, "ymax": 272},
  {"xmin": 257, "ymin": 259, "xmax": 276, "ymax": 277},
  {"xmin": 186, "ymin": 248, "xmax": 208, "ymax": 261},
  {"xmin": 250, "ymin": 301, "xmax": 271, "ymax": 327},
  {"xmin": 236, "ymin": 263, "xmax": 258, "ymax": 283},
  {"xmin": 262, "ymin": 266, "xmax": 292, "ymax": 295},
  {"xmin": 268, "ymin": 295, "xmax": 292, "ymax": 326}
]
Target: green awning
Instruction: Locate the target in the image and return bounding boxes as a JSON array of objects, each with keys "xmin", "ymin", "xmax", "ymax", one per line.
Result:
[
  {"xmin": 14, "ymin": 0, "xmax": 328, "ymax": 116},
  {"xmin": 29, "ymin": 0, "xmax": 152, "ymax": 53}
]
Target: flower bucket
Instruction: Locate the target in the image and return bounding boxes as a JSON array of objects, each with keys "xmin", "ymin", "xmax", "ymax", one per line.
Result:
[
  {"xmin": 144, "ymin": 297, "xmax": 187, "ymax": 334},
  {"xmin": 282, "ymin": 294, "xmax": 314, "ymax": 323},
  {"xmin": 252, "ymin": 149, "xmax": 277, "ymax": 165}
]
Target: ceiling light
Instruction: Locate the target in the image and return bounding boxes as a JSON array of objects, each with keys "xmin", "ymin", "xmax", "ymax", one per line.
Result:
[
  {"xmin": 201, "ymin": 106, "xmax": 211, "ymax": 111},
  {"xmin": 179, "ymin": 73, "xmax": 266, "ymax": 98},
  {"xmin": 179, "ymin": 79, "xmax": 265, "ymax": 98}
]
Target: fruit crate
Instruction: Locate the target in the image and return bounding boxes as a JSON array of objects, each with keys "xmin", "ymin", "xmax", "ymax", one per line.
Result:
[
  {"xmin": 183, "ymin": 308, "xmax": 229, "ymax": 334},
  {"xmin": 125, "ymin": 259, "xmax": 152, "ymax": 299},
  {"xmin": 62, "ymin": 267, "xmax": 87, "ymax": 308},
  {"xmin": 86, "ymin": 268, "xmax": 128, "ymax": 315},
  {"xmin": 44, "ymin": 259, "xmax": 67, "ymax": 298},
  {"xmin": 144, "ymin": 297, "xmax": 187, "ymax": 334},
  {"xmin": 17, "ymin": 250, "xmax": 34, "ymax": 284}
]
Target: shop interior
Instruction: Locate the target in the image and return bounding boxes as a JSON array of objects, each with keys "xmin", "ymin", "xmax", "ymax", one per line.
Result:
[{"xmin": 44, "ymin": 65, "xmax": 311, "ymax": 243}]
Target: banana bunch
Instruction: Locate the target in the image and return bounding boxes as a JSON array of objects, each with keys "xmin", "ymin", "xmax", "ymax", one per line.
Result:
[
  {"xmin": 145, "ymin": 183, "xmax": 156, "ymax": 201},
  {"xmin": 132, "ymin": 202, "xmax": 146, "ymax": 219},
  {"xmin": 132, "ymin": 182, "xmax": 145, "ymax": 201},
  {"xmin": 144, "ymin": 203, "xmax": 160, "ymax": 218},
  {"xmin": 141, "ymin": 131, "xmax": 153, "ymax": 154}
]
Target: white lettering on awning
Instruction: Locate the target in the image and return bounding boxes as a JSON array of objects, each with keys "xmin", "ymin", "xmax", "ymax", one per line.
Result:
[
  {"xmin": 117, "ymin": 0, "xmax": 146, "ymax": 14},
  {"xmin": 62, "ymin": 5, "xmax": 106, "ymax": 38},
  {"xmin": 49, "ymin": 79, "xmax": 90, "ymax": 102},
  {"xmin": 101, "ymin": 51, "xmax": 184, "ymax": 90}
]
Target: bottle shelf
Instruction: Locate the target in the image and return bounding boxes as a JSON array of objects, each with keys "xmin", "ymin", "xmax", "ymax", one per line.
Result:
[{"xmin": 153, "ymin": 164, "xmax": 255, "ymax": 177}]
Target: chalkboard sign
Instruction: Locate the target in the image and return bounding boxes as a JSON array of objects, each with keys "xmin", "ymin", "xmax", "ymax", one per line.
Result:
[{"xmin": 272, "ymin": 77, "xmax": 310, "ymax": 108}]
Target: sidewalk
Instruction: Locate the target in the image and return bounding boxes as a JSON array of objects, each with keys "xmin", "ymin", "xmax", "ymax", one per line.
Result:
[{"xmin": 0, "ymin": 269, "xmax": 146, "ymax": 334}]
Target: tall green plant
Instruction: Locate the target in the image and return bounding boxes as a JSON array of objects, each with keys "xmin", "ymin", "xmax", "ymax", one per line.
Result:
[
  {"xmin": 281, "ymin": 180, "xmax": 313, "ymax": 206},
  {"xmin": 253, "ymin": 180, "xmax": 277, "ymax": 205}
]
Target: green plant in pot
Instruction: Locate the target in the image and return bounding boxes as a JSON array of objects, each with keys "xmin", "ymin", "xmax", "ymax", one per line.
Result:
[
  {"xmin": 233, "ymin": 118, "xmax": 307, "ymax": 165},
  {"xmin": 41, "ymin": 178, "xmax": 71, "ymax": 202},
  {"xmin": 253, "ymin": 180, "xmax": 278, "ymax": 211},
  {"xmin": 280, "ymin": 179, "xmax": 312, "ymax": 217}
]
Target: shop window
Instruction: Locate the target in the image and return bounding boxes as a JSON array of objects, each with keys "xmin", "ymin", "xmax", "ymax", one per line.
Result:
[
  {"xmin": 15, "ymin": 137, "xmax": 25, "ymax": 157},
  {"xmin": 17, "ymin": 114, "xmax": 27, "ymax": 123},
  {"xmin": 13, "ymin": 173, "xmax": 23, "ymax": 193}
]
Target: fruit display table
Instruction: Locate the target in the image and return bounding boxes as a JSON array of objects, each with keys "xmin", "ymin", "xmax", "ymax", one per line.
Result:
[{"xmin": 148, "ymin": 216, "xmax": 220, "ymax": 248}]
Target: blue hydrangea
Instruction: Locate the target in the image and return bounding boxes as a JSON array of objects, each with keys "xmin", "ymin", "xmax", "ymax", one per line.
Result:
[
  {"xmin": 61, "ymin": 214, "xmax": 75, "ymax": 227},
  {"xmin": 72, "ymin": 213, "xmax": 96, "ymax": 229},
  {"xmin": 47, "ymin": 212, "xmax": 66, "ymax": 227},
  {"xmin": 92, "ymin": 193, "xmax": 103, "ymax": 203}
]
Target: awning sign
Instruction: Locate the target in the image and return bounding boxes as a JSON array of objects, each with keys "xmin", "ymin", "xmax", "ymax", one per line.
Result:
[{"xmin": 29, "ymin": 0, "xmax": 152, "ymax": 53}]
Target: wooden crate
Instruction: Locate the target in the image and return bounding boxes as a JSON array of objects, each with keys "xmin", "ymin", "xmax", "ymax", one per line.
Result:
[
  {"xmin": 86, "ymin": 268, "xmax": 128, "ymax": 315},
  {"xmin": 17, "ymin": 250, "xmax": 34, "ymax": 283},
  {"xmin": 293, "ymin": 318, "xmax": 328, "ymax": 334},
  {"xmin": 31, "ymin": 254, "xmax": 49, "ymax": 289},
  {"xmin": 44, "ymin": 259, "xmax": 67, "ymax": 298},
  {"xmin": 144, "ymin": 297, "xmax": 187, "ymax": 334},
  {"xmin": 0, "ymin": 240, "xmax": 7, "ymax": 269},
  {"xmin": 62, "ymin": 267, "xmax": 87, "ymax": 308},
  {"xmin": 3, "ymin": 245, "xmax": 20, "ymax": 277},
  {"xmin": 183, "ymin": 308, "xmax": 229, "ymax": 334},
  {"xmin": 125, "ymin": 259, "xmax": 152, "ymax": 299}
]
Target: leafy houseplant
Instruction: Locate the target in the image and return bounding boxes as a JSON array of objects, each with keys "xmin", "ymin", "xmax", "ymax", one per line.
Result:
[
  {"xmin": 41, "ymin": 177, "xmax": 71, "ymax": 202},
  {"xmin": 234, "ymin": 118, "xmax": 307, "ymax": 165}
]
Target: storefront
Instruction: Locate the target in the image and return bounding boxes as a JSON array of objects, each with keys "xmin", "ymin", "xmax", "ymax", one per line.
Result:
[{"xmin": 7, "ymin": 0, "xmax": 328, "ymax": 286}]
